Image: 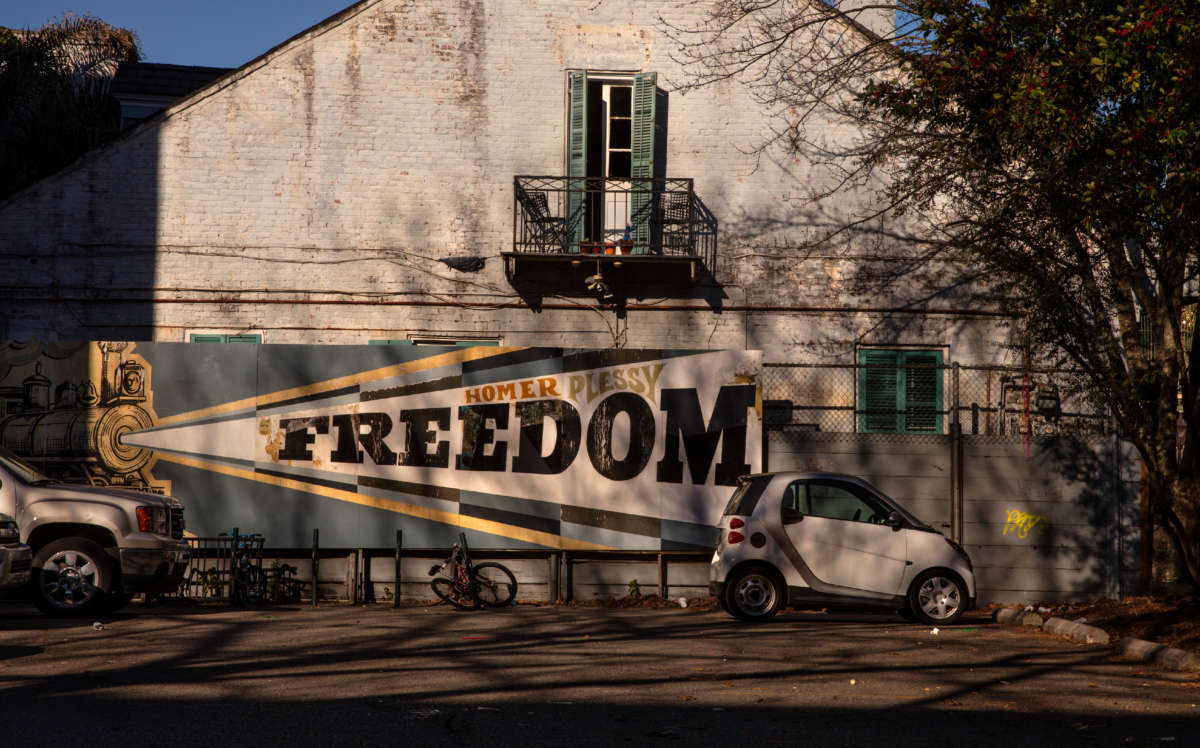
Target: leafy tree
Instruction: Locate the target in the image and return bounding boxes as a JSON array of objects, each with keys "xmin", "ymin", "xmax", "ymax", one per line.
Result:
[
  {"xmin": 669, "ymin": 1, "xmax": 1200, "ymax": 587},
  {"xmin": 0, "ymin": 13, "xmax": 141, "ymax": 200}
]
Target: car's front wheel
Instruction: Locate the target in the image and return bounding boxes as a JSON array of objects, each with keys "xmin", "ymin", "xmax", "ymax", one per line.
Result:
[
  {"xmin": 723, "ymin": 565, "xmax": 783, "ymax": 622},
  {"xmin": 32, "ymin": 537, "xmax": 113, "ymax": 616},
  {"xmin": 906, "ymin": 570, "xmax": 966, "ymax": 625}
]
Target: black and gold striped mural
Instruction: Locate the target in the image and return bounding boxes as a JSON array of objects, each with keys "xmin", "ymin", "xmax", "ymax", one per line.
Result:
[{"xmin": 1, "ymin": 342, "xmax": 762, "ymax": 549}]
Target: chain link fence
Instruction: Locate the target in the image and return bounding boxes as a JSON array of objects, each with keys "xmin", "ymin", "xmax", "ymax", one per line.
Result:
[{"xmin": 762, "ymin": 362, "xmax": 1111, "ymax": 437}]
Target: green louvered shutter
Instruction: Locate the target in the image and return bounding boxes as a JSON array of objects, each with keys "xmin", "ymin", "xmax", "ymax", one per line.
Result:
[
  {"xmin": 630, "ymin": 72, "xmax": 657, "ymax": 254},
  {"xmin": 902, "ymin": 351, "xmax": 943, "ymax": 433},
  {"xmin": 567, "ymin": 71, "xmax": 588, "ymax": 253},
  {"xmin": 859, "ymin": 349, "xmax": 901, "ymax": 433}
]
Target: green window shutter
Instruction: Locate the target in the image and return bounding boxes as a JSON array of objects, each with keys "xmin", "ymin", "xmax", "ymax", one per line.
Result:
[
  {"xmin": 454, "ymin": 341, "xmax": 499, "ymax": 347},
  {"xmin": 902, "ymin": 351, "xmax": 943, "ymax": 433},
  {"xmin": 858, "ymin": 349, "xmax": 944, "ymax": 433},
  {"xmin": 859, "ymin": 349, "xmax": 901, "ymax": 433},
  {"xmin": 369, "ymin": 340, "xmax": 414, "ymax": 345},
  {"xmin": 567, "ymin": 70, "xmax": 588, "ymax": 253},
  {"xmin": 630, "ymin": 72, "xmax": 657, "ymax": 254},
  {"xmin": 190, "ymin": 334, "xmax": 261, "ymax": 343}
]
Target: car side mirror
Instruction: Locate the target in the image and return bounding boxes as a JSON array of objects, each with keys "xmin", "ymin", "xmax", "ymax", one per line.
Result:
[
  {"xmin": 781, "ymin": 508, "xmax": 804, "ymax": 525},
  {"xmin": 885, "ymin": 511, "xmax": 902, "ymax": 530}
]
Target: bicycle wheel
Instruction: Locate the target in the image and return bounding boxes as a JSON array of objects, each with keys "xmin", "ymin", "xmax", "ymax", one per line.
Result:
[
  {"xmin": 472, "ymin": 562, "xmax": 517, "ymax": 607},
  {"xmin": 431, "ymin": 577, "xmax": 479, "ymax": 610},
  {"xmin": 233, "ymin": 565, "xmax": 264, "ymax": 606}
]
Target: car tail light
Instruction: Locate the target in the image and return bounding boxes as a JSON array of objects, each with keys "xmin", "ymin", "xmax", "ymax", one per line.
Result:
[
  {"xmin": 727, "ymin": 531, "xmax": 745, "ymax": 544},
  {"xmin": 729, "ymin": 518, "xmax": 745, "ymax": 529}
]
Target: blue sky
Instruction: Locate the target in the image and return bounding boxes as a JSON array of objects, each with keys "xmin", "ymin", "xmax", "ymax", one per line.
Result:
[{"xmin": 0, "ymin": 0, "xmax": 354, "ymax": 67}]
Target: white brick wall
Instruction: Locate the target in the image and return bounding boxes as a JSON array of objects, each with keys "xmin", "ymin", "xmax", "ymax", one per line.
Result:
[{"xmin": 0, "ymin": 0, "xmax": 1013, "ymax": 365}]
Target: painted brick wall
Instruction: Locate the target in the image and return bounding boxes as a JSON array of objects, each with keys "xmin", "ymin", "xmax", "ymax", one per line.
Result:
[{"xmin": 0, "ymin": 0, "xmax": 1012, "ymax": 364}]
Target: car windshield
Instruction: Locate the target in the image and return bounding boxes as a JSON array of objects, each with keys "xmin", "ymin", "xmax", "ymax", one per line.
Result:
[{"xmin": 0, "ymin": 445, "xmax": 50, "ymax": 484}]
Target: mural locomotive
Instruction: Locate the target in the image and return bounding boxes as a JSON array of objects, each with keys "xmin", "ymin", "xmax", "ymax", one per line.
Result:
[{"xmin": 0, "ymin": 342, "xmax": 162, "ymax": 492}]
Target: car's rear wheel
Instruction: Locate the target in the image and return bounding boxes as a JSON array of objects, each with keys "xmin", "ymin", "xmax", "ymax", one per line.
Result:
[
  {"xmin": 907, "ymin": 570, "xmax": 966, "ymax": 625},
  {"xmin": 723, "ymin": 565, "xmax": 782, "ymax": 622}
]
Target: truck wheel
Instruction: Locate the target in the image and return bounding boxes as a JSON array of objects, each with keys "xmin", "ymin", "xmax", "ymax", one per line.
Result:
[{"xmin": 32, "ymin": 538, "xmax": 112, "ymax": 616}]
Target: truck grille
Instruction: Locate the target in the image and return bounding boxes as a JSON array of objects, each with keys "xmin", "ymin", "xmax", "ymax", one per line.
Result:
[
  {"xmin": 11, "ymin": 558, "xmax": 31, "ymax": 573},
  {"xmin": 170, "ymin": 507, "xmax": 185, "ymax": 540}
]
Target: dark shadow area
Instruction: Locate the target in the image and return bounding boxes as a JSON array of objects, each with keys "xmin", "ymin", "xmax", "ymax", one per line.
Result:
[
  {"xmin": 0, "ymin": 123, "xmax": 160, "ymax": 339},
  {"xmin": 1042, "ymin": 435, "xmax": 1141, "ymax": 596},
  {"xmin": 1, "ymin": 604, "xmax": 1196, "ymax": 746},
  {"xmin": 0, "ymin": 644, "xmax": 44, "ymax": 660}
]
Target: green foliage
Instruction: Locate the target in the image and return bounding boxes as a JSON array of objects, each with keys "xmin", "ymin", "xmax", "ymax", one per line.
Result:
[
  {"xmin": 626, "ymin": 579, "xmax": 641, "ymax": 597},
  {"xmin": 0, "ymin": 13, "xmax": 141, "ymax": 200},
  {"xmin": 193, "ymin": 568, "xmax": 224, "ymax": 598},
  {"xmin": 857, "ymin": 2, "xmax": 1200, "ymax": 587},
  {"xmin": 676, "ymin": 1, "xmax": 1200, "ymax": 585}
]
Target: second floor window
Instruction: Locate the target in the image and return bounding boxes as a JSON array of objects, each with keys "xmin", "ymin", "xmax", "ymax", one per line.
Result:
[{"xmin": 566, "ymin": 70, "xmax": 663, "ymax": 247}]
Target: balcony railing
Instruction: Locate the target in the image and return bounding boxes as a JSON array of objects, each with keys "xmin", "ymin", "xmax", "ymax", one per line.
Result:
[{"xmin": 512, "ymin": 176, "xmax": 716, "ymax": 269}]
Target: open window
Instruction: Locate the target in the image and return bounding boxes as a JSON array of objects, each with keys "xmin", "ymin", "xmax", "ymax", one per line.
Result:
[{"xmin": 566, "ymin": 70, "xmax": 665, "ymax": 253}]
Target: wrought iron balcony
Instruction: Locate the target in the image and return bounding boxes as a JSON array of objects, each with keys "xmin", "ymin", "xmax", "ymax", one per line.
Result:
[{"xmin": 508, "ymin": 176, "xmax": 716, "ymax": 280}]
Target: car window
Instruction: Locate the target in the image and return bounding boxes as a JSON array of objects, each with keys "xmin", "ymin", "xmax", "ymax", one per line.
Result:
[
  {"xmin": 781, "ymin": 480, "xmax": 806, "ymax": 514},
  {"xmin": 806, "ymin": 481, "xmax": 890, "ymax": 524},
  {"xmin": 723, "ymin": 475, "xmax": 771, "ymax": 516}
]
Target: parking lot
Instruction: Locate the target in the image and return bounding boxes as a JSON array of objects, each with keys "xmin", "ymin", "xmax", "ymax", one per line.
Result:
[{"xmin": 2, "ymin": 601, "xmax": 1198, "ymax": 747}]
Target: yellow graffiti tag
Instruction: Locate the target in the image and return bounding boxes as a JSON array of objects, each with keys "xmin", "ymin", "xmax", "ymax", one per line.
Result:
[{"xmin": 1003, "ymin": 509, "xmax": 1048, "ymax": 538}]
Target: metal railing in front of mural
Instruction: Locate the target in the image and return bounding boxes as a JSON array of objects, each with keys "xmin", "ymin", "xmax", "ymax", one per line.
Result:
[
  {"xmin": 512, "ymin": 175, "xmax": 717, "ymax": 268},
  {"xmin": 761, "ymin": 362, "xmax": 1112, "ymax": 437},
  {"xmin": 170, "ymin": 533, "xmax": 711, "ymax": 606},
  {"xmin": 177, "ymin": 532, "xmax": 304, "ymax": 604}
]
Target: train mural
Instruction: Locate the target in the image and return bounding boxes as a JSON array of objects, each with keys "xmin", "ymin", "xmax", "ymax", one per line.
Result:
[
  {"xmin": 0, "ymin": 342, "xmax": 762, "ymax": 549},
  {"xmin": 0, "ymin": 342, "xmax": 164, "ymax": 492}
]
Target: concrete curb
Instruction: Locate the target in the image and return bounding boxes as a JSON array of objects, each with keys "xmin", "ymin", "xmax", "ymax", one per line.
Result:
[
  {"xmin": 1116, "ymin": 637, "xmax": 1200, "ymax": 671},
  {"xmin": 992, "ymin": 606, "xmax": 1198, "ymax": 672},
  {"xmin": 1043, "ymin": 616, "xmax": 1110, "ymax": 645}
]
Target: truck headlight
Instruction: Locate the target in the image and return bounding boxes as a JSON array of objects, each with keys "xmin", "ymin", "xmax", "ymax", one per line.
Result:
[
  {"xmin": 136, "ymin": 506, "xmax": 168, "ymax": 535},
  {"xmin": 0, "ymin": 520, "xmax": 19, "ymax": 543}
]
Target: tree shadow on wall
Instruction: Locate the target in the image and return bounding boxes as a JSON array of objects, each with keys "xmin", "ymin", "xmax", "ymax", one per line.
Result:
[{"xmin": 1031, "ymin": 435, "xmax": 1139, "ymax": 597}]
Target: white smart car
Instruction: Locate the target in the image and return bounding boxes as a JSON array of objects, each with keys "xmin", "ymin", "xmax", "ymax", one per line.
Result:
[{"xmin": 709, "ymin": 472, "xmax": 976, "ymax": 624}]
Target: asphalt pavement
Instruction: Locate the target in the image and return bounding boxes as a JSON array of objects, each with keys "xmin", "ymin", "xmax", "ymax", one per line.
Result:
[{"xmin": 1, "ymin": 600, "xmax": 1198, "ymax": 747}]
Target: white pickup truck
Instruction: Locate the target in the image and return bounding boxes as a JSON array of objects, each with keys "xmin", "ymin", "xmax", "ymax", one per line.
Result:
[
  {"xmin": 0, "ymin": 446, "xmax": 189, "ymax": 615},
  {"xmin": 0, "ymin": 512, "xmax": 32, "ymax": 590}
]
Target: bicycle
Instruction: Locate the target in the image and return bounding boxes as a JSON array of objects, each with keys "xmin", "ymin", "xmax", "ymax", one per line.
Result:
[
  {"xmin": 427, "ymin": 533, "xmax": 517, "ymax": 609},
  {"xmin": 225, "ymin": 532, "xmax": 265, "ymax": 606},
  {"xmin": 263, "ymin": 561, "xmax": 304, "ymax": 603}
]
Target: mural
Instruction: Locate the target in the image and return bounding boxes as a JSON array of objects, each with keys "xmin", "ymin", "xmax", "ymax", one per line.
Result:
[
  {"xmin": 0, "ymin": 343, "xmax": 762, "ymax": 550},
  {"xmin": 0, "ymin": 341, "xmax": 167, "ymax": 493}
]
